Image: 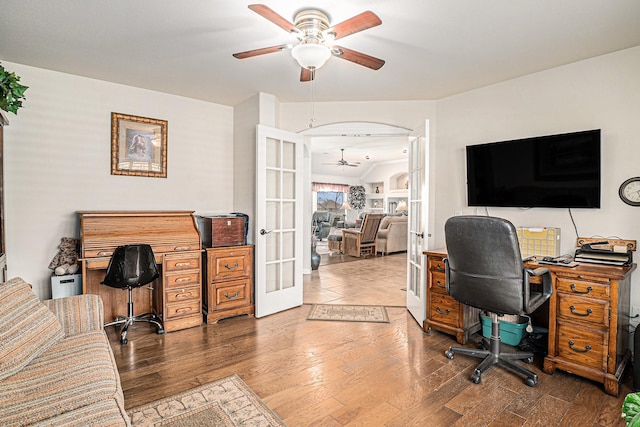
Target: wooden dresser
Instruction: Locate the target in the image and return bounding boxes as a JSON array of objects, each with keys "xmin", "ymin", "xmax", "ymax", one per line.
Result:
[
  {"xmin": 424, "ymin": 249, "xmax": 481, "ymax": 344},
  {"xmin": 542, "ymin": 262, "xmax": 636, "ymax": 396},
  {"xmin": 203, "ymin": 245, "xmax": 254, "ymax": 323},
  {"xmin": 78, "ymin": 210, "xmax": 203, "ymax": 332}
]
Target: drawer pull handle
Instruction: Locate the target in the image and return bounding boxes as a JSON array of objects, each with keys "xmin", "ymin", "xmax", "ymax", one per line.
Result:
[
  {"xmin": 436, "ymin": 264, "xmax": 444, "ymax": 271},
  {"xmin": 569, "ymin": 306, "xmax": 592, "ymax": 317},
  {"xmin": 435, "ymin": 280, "xmax": 445, "ymax": 288},
  {"xmin": 175, "ymin": 291, "xmax": 192, "ymax": 298},
  {"xmin": 175, "ymin": 262, "xmax": 192, "ymax": 268},
  {"xmin": 97, "ymin": 251, "xmax": 113, "ymax": 257},
  {"xmin": 568, "ymin": 340, "xmax": 592, "ymax": 353},
  {"xmin": 174, "ymin": 246, "xmax": 192, "ymax": 251},
  {"xmin": 175, "ymin": 277, "xmax": 191, "ymax": 283},
  {"xmin": 225, "ymin": 291, "xmax": 240, "ymax": 300},
  {"xmin": 176, "ymin": 307, "xmax": 193, "ymax": 314},
  {"xmin": 570, "ymin": 284, "xmax": 592, "ymax": 294},
  {"xmin": 436, "ymin": 307, "xmax": 450, "ymax": 316},
  {"xmin": 224, "ymin": 262, "xmax": 239, "ymax": 271}
]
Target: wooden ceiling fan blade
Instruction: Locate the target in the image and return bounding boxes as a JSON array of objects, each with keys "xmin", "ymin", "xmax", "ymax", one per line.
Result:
[
  {"xmin": 248, "ymin": 4, "xmax": 299, "ymax": 34},
  {"xmin": 326, "ymin": 11, "xmax": 381, "ymax": 41},
  {"xmin": 300, "ymin": 67, "xmax": 315, "ymax": 82},
  {"xmin": 233, "ymin": 44, "xmax": 290, "ymax": 59},
  {"xmin": 333, "ymin": 46, "xmax": 385, "ymax": 70}
]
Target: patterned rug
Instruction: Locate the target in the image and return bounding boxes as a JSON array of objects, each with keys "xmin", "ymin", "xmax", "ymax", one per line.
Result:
[
  {"xmin": 128, "ymin": 374, "xmax": 286, "ymax": 426},
  {"xmin": 306, "ymin": 304, "xmax": 390, "ymax": 323}
]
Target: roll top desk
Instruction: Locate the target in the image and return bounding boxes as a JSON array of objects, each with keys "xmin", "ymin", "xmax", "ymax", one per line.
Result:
[{"xmin": 78, "ymin": 210, "xmax": 203, "ymax": 332}]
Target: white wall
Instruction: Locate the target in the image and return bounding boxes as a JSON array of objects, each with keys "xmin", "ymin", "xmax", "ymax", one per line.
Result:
[
  {"xmin": 2, "ymin": 61, "xmax": 234, "ymax": 299},
  {"xmin": 434, "ymin": 46, "xmax": 640, "ymax": 300},
  {"xmin": 4, "ymin": 46, "xmax": 638, "ymax": 303}
]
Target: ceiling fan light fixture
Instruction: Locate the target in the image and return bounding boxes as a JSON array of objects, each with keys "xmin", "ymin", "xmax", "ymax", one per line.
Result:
[{"xmin": 291, "ymin": 42, "xmax": 332, "ymax": 70}]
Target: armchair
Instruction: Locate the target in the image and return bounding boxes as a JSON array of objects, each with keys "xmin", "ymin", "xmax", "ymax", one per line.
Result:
[
  {"xmin": 342, "ymin": 213, "xmax": 384, "ymax": 257},
  {"xmin": 443, "ymin": 215, "xmax": 552, "ymax": 386},
  {"xmin": 312, "ymin": 211, "xmax": 332, "ymax": 241},
  {"xmin": 375, "ymin": 215, "xmax": 408, "ymax": 255}
]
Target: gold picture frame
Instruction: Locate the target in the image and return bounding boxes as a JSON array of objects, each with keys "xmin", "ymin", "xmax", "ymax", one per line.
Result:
[{"xmin": 110, "ymin": 112, "xmax": 167, "ymax": 178}]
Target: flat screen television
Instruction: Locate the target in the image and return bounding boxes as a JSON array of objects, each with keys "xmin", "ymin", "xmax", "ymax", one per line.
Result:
[{"xmin": 466, "ymin": 129, "xmax": 601, "ymax": 208}]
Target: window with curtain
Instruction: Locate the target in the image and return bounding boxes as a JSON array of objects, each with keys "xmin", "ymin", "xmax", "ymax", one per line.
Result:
[{"xmin": 313, "ymin": 182, "xmax": 349, "ymax": 211}]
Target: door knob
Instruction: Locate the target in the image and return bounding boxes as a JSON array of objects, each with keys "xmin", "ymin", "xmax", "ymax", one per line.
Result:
[{"xmin": 260, "ymin": 229, "xmax": 272, "ymax": 235}]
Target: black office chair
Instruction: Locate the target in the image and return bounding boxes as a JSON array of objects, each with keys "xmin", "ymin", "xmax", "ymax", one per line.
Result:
[
  {"xmin": 102, "ymin": 244, "xmax": 164, "ymax": 344},
  {"xmin": 443, "ymin": 216, "xmax": 552, "ymax": 386}
]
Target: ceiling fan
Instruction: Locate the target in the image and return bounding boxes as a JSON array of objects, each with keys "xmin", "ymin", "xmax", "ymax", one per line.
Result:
[
  {"xmin": 233, "ymin": 4, "xmax": 385, "ymax": 82},
  {"xmin": 323, "ymin": 148, "xmax": 360, "ymax": 167}
]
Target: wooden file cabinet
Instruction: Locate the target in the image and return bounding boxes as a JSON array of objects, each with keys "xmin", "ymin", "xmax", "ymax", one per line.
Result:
[
  {"xmin": 543, "ymin": 263, "xmax": 636, "ymax": 396},
  {"xmin": 424, "ymin": 249, "xmax": 481, "ymax": 345},
  {"xmin": 203, "ymin": 245, "xmax": 254, "ymax": 323},
  {"xmin": 156, "ymin": 251, "xmax": 203, "ymax": 332}
]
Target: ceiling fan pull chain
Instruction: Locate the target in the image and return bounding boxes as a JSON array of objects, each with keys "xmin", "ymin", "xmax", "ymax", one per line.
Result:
[{"xmin": 309, "ymin": 76, "xmax": 316, "ymax": 128}]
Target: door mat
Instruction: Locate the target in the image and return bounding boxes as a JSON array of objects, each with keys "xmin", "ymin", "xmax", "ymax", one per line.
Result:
[
  {"xmin": 128, "ymin": 374, "xmax": 286, "ymax": 426},
  {"xmin": 306, "ymin": 304, "xmax": 390, "ymax": 323}
]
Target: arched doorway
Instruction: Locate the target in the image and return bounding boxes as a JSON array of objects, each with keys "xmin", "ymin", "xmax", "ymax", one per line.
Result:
[{"xmin": 301, "ymin": 122, "xmax": 412, "ymax": 307}]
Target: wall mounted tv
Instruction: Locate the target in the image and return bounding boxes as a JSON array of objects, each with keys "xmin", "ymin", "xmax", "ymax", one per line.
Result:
[{"xmin": 466, "ymin": 129, "xmax": 601, "ymax": 208}]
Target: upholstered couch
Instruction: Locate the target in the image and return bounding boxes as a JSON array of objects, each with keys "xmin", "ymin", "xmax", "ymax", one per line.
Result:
[
  {"xmin": 0, "ymin": 277, "xmax": 130, "ymax": 426},
  {"xmin": 376, "ymin": 214, "xmax": 408, "ymax": 255}
]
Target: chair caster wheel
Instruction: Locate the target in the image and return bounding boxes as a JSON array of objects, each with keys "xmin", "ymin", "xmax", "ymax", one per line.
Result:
[
  {"xmin": 120, "ymin": 338, "xmax": 128, "ymax": 345},
  {"xmin": 476, "ymin": 341, "xmax": 485, "ymax": 349},
  {"xmin": 471, "ymin": 372, "xmax": 482, "ymax": 384},
  {"xmin": 157, "ymin": 328, "xmax": 165, "ymax": 335},
  {"xmin": 444, "ymin": 349, "xmax": 454, "ymax": 359},
  {"xmin": 525, "ymin": 377, "xmax": 537, "ymax": 387},
  {"xmin": 524, "ymin": 356, "xmax": 534, "ymax": 364}
]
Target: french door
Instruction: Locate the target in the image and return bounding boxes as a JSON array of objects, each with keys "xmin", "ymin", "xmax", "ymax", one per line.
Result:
[
  {"xmin": 254, "ymin": 125, "xmax": 304, "ymax": 317},
  {"xmin": 406, "ymin": 120, "xmax": 430, "ymax": 325}
]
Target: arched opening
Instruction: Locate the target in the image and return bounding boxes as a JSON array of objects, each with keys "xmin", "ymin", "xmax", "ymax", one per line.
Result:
[{"xmin": 302, "ymin": 122, "xmax": 411, "ymax": 307}]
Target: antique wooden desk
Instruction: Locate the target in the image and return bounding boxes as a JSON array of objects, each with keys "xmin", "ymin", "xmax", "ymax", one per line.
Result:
[
  {"xmin": 424, "ymin": 248, "xmax": 636, "ymax": 396},
  {"xmin": 78, "ymin": 210, "xmax": 203, "ymax": 332}
]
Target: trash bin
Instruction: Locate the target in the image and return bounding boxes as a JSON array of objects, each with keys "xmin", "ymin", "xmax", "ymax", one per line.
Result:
[{"xmin": 51, "ymin": 274, "xmax": 82, "ymax": 299}]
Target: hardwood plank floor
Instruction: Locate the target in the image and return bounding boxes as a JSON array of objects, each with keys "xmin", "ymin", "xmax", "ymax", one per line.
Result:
[{"xmin": 110, "ymin": 253, "xmax": 631, "ymax": 426}]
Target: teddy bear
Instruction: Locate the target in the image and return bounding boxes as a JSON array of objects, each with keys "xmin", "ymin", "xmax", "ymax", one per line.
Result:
[{"xmin": 48, "ymin": 237, "xmax": 80, "ymax": 276}]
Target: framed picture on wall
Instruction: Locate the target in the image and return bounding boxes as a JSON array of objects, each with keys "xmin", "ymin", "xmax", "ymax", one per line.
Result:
[{"xmin": 110, "ymin": 112, "xmax": 167, "ymax": 178}]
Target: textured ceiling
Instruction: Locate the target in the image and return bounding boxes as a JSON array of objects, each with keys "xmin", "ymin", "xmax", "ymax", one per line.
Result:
[{"xmin": 2, "ymin": 0, "xmax": 639, "ymax": 107}]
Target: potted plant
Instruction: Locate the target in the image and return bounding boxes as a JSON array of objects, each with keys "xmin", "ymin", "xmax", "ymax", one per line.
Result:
[{"xmin": 0, "ymin": 62, "xmax": 28, "ymax": 114}]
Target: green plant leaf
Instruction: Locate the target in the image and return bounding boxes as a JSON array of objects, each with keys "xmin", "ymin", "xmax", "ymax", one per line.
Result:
[{"xmin": 0, "ymin": 62, "xmax": 28, "ymax": 114}]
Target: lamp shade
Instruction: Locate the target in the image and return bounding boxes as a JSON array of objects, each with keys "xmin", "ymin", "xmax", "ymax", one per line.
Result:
[
  {"xmin": 340, "ymin": 201, "xmax": 352, "ymax": 210},
  {"xmin": 395, "ymin": 200, "xmax": 408, "ymax": 212},
  {"xmin": 291, "ymin": 43, "xmax": 332, "ymax": 70}
]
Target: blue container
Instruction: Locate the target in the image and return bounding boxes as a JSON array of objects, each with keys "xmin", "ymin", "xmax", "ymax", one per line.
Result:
[{"xmin": 481, "ymin": 313, "xmax": 528, "ymax": 346}]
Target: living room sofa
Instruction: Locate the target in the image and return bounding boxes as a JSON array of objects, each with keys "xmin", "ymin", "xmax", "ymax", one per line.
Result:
[
  {"xmin": 376, "ymin": 214, "xmax": 408, "ymax": 255},
  {"xmin": 0, "ymin": 277, "xmax": 130, "ymax": 426}
]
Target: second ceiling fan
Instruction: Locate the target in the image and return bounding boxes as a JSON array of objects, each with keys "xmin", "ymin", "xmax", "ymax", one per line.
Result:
[
  {"xmin": 323, "ymin": 148, "xmax": 360, "ymax": 167},
  {"xmin": 233, "ymin": 4, "xmax": 385, "ymax": 82}
]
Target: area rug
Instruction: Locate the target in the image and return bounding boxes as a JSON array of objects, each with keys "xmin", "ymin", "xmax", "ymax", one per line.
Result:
[
  {"xmin": 127, "ymin": 374, "xmax": 286, "ymax": 427},
  {"xmin": 306, "ymin": 304, "xmax": 390, "ymax": 323}
]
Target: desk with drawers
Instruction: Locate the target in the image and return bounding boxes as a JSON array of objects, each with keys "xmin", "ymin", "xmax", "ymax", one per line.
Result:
[
  {"xmin": 78, "ymin": 210, "xmax": 203, "ymax": 333},
  {"xmin": 424, "ymin": 248, "xmax": 636, "ymax": 396}
]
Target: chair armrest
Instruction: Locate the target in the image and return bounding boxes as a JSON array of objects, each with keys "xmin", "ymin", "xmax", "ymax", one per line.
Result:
[
  {"xmin": 43, "ymin": 294, "xmax": 105, "ymax": 337},
  {"xmin": 342, "ymin": 229, "xmax": 362, "ymax": 237},
  {"xmin": 526, "ymin": 267, "xmax": 550, "ymax": 276},
  {"xmin": 523, "ymin": 267, "xmax": 553, "ymax": 313},
  {"xmin": 376, "ymin": 228, "xmax": 389, "ymax": 239}
]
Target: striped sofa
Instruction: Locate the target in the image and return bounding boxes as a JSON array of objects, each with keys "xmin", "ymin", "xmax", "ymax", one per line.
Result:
[{"xmin": 0, "ymin": 277, "xmax": 130, "ymax": 426}]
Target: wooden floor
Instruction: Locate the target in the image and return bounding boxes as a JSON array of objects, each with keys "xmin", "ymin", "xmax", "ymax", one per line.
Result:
[{"xmin": 110, "ymin": 253, "xmax": 632, "ymax": 427}]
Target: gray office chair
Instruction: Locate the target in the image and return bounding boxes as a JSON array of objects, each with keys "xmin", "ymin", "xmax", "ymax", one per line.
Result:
[{"xmin": 443, "ymin": 216, "xmax": 552, "ymax": 386}]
